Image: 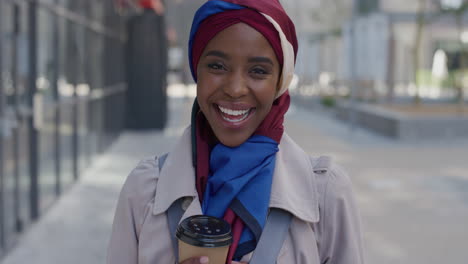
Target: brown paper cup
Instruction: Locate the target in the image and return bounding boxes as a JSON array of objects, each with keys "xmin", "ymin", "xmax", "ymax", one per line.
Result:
[{"xmin": 176, "ymin": 215, "xmax": 232, "ymax": 264}]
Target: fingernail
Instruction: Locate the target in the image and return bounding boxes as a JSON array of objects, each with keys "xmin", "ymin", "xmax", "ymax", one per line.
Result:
[{"xmin": 200, "ymin": 256, "xmax": 209, "ymax": 264}]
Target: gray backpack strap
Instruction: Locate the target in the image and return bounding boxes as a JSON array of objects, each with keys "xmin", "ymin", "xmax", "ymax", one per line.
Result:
[
  {"xmin": 167, "ymin": 198, "xmax": 185, "ymax": 263},
  {"xmin": 158, "ymin": 153, "xmax": 184, "ymax": 263},
  {"xmin": 249, "ymin": 209, "xmax": 293, "ymax": 264},
  {"xmin": 158, "ymin": 153, "xmax": 169, "ymax": 170}
]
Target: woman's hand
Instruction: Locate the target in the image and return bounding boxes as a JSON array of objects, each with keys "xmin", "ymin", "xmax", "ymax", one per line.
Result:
[{"xmin": 179, "ymin": 257, "xmax": 246, "ymax": 264}]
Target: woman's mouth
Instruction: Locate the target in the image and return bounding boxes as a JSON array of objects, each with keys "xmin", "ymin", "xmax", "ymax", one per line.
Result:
[
  {"xmin": 215, "ymin": 104, "xmax": 255, "ymax": 126},
  {"xmin": 218, "ymin": 105, "xmax": 252, "ymax": 122}
]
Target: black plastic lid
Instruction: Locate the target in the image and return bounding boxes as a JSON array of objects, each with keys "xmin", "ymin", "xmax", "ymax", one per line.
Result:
[{"xmin": 176, "ymin": 215, "xmax": 232, "ymax": 248}]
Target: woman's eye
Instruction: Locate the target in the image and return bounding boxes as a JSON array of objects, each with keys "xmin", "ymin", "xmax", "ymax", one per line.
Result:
[
  {"xmin": 208, "ymin": 63, "xmax": 225, "ymax": 70},
  {"xmin": 250, "ymin": 67, "xmax": 269, "ymax": 75}
]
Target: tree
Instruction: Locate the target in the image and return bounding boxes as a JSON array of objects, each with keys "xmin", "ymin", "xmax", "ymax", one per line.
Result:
[
  {"xmin": 413, "ymin": 0, "xmax": 431, "ymax": 105},
  {"xmin": 438, "ymin": 0, "xmax": 468, "ymax": 109},
  {"xmin": 309, "ymin": 0, "xmax": 352, "ymax": 34}
]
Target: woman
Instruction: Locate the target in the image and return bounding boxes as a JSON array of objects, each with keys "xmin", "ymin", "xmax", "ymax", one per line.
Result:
[{"xmin": 107, "ymin": 0, "xmax": 364, "ymax": 263}]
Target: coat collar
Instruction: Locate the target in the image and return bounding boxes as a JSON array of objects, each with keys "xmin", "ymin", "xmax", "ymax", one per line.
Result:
[
  {"xmin": 153, "ymin": 126, "xmax": 198, "ymax": 215},
  {"xmin": 153, "ymin": 126, "xmax": 320, "ymax": 223},
  {"xmin": 270, "ymin": 132, "xmax": 319, "ymax": 223}
]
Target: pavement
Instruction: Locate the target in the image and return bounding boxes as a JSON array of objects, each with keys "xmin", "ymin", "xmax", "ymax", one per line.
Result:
[{"xmin": 1, "ymin": 95, "xmax": 468, "ymax": 264}]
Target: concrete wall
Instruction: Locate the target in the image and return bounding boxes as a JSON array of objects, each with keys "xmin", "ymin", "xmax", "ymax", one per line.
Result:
[{"xmin": 336, "ymin": 103, "xmax": 468, "ymax": 139}]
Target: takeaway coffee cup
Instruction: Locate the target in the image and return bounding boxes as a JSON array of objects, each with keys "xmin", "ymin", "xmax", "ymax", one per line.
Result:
[{"xmin": 176, "ymin": 215, "xmax": 232, "ymax": 264}]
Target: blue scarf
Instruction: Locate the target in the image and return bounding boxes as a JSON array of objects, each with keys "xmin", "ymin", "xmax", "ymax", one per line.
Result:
[{"xmin": 201, "ymin": 135, "xmax": 278, "ymax": 257}]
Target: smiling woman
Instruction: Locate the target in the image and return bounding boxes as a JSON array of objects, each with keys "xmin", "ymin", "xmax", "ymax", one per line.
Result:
[
  {"xmin": 196, "ymin": 23, "xmax": 280, "ymax": 147},
  {"xmin": 107, "ymin": 1, "xmax": 365, "ymax": 264}
]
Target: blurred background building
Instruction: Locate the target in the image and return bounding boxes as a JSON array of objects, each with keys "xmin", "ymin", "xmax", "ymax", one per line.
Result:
[
  {"xmin": 283, "ymin": 0, "xmax": 468, "ymax": 104},
  {"xmin": 0, "ymin": 0, "xmax": 127, "ymax": 256}
]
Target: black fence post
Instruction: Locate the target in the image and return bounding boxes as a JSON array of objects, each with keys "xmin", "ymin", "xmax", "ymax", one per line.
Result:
[
  {"xmin": 12, "ymin": 1, "xmax": 22, "ymax": 234},
  {"xmin": 28, "ymin": 0, "xmax": 39, "ymax": 220},
  {"xmin": 52, "ymin": 0, "xmax": 61, "ymax": 195},
  {"xmin": 0, "ymin": 0, "xmax": 6, "ymax": 253}
]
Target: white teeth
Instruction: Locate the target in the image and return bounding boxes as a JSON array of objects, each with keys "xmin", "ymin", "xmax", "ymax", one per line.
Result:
[
  {"xmin": 222, "ymin": 113, "xmax": 250, "ymax": 123},
  {"xmin": 217, "ymin": 105, "xmax": 252, "ymax": 122},
  {"xmin": 218, "ymin": 106, "xmax": 250, "ymax": 116}
]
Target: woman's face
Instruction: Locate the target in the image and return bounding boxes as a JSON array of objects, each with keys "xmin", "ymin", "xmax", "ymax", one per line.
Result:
[{"xmin": 196, "ymin": 23, "xmax": 281, "ymax": 147}]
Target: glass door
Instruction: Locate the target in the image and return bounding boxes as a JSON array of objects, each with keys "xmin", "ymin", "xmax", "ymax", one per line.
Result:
[
  {"xmin": 0, "ymin": 1, "xmax": 31, "ymax": 253},
  {"xmin": 37, "ymin": 2, "xmax": 60, "ymax": 213}
]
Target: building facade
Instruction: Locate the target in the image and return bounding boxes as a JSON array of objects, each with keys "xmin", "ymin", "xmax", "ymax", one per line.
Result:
[
  {"xmin": 0, "ymin": 0, "xmax": 127, "ymax": 257},
  {"xmin": 290, "ymin": 0, "xmax": 467, "ymax": 101}
]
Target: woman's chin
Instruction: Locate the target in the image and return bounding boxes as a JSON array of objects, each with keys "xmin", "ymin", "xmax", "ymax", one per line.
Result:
[{"xmin": 216, "ymin": 133, "xmax": 250, "ymax": 148}]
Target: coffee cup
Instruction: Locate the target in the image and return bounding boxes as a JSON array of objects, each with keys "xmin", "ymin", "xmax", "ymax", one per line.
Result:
[{"xmin": 176, "ymin": 215, "xmax": 232, "ymax": 264}]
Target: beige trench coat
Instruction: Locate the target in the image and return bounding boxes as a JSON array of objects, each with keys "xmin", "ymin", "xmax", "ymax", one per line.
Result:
[{"xmin": 107, "ymin": 127, "xmax": 365, "ymax": 264}]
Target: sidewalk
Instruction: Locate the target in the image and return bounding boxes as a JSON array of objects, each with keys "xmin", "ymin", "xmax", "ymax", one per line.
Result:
[
  {"xmin": 0, "ymin": 98, "xmax": 192, "ymax": 264},
  {"xmin": 2, "ymin": 97, "xmax": 468, "ymax": 264}
]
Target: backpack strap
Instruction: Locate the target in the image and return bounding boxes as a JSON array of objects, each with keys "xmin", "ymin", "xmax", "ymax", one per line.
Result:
[
  {"xmin": 167, "ymin": 198, "xmax": 185, "ymax": 264},
  {"xmin": 249, "ymin": 209, "xmax": 293, "ymax": 264},
  {"xmin": 158, "ymin": 153, "xmax": 169, "ymax": 170},
  {"xmin": 157, "ymin": 153, "xmax": 183, "ymax": 263}
]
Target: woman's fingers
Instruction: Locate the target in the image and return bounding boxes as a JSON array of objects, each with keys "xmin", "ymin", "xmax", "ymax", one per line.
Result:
[{"xmin": 180, "ymin": 256, "xmax": 210, "ymax": 264}]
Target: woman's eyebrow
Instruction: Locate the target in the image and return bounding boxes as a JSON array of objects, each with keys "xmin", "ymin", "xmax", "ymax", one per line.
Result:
[
  {"xmin": 204, "ymin": 50, "xmax": 229, "ymax": 59},
  {"xmin": 248, "ymin": 56, "xmax": 274, "ymax": 66}
]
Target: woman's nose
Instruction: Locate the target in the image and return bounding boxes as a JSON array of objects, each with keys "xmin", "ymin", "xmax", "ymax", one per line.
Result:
[{"xmin": 223, "ymin": 71, "xmax": 248, "ymax": 98}]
